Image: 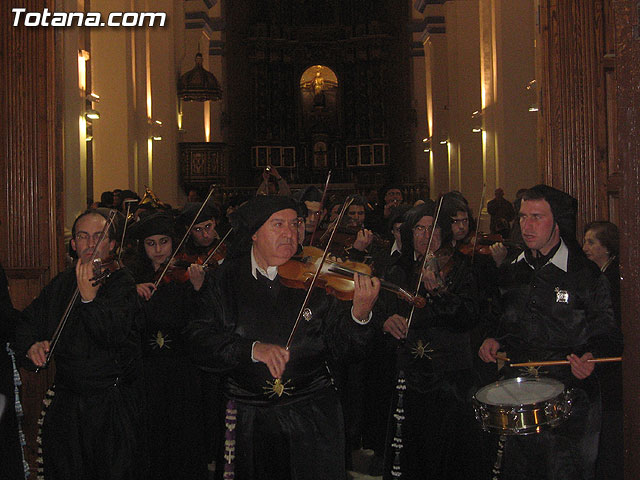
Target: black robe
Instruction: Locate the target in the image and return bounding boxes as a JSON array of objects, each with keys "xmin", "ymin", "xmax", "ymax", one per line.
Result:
[
  {"xmin": 493, "ymin": 242, "xmax": 623, "ymax": 480},
  {"xmin": 380, "ymin": 250, "xmax": 493, "ymax": 479},
  {"xmin": 187, "ymin": 253, "xmax": 374, "ymax": 480},
  {"xmin": 0, "ymin": 263, "xmax": 24, "ymax": 480},
  {"xmin": 132, "ymin": 265, "xmax": 209, "ymax": 480},
  {"xmin": 14, "ymin": 266, "xmax": 145, "ymax": 480}
]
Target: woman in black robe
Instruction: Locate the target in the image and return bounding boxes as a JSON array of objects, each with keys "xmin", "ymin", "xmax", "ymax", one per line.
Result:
[
  {"xmin": 379, "ymin": 202, "xmax": 492, "ymax": 479},
  {"xmin": 129, "ymin": 212, "xmax": 209, "ymax": 480}
]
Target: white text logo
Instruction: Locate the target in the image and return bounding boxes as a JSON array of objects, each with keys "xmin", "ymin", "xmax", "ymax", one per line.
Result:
[{"xmin": 12, "ymin": 8, "xmax": 166, "ymax": 28}]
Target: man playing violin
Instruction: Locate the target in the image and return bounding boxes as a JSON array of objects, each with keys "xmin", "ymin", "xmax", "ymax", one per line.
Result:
[
  {"xmin": 186, "ymin": 195, "xmax": 380, "ymax": 480},
  {"xmin": 14, "ymin": 209, "xmax": 145, "ymax": 479},
  {"xmin": 478, "ymin": 185, "xmax": 623, "ymax": 480},
  {"xmin": 377, "ymin": 201, "xmax": 490, "ymax": 479}
]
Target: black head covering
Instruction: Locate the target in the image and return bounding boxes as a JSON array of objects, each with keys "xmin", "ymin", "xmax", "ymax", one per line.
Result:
[
  {"xmin": 230, "ymin": 195, "xmax": 299, "ymax": 236},
  {"xmin": 387, "ymin": 204, "xmax": 412, "ymax": 232},
  {"xmin": 439, "ymin": 194, "xmax": 476, "ymax": 245},
  {"xmin": 129, "ymin": 212, "xmax": 175, "ymax": 240},
  {"xmin": 294, "ymin": 186, "xmax": 323, "ymax": 204},
  {"xmin": 179, "ymin": 201, "xmax": 221, "ymax": 226},
  {"xmin": 520, "ymin": 184, "xmax": 578, "ymax": 247},
  {"xmin": 399, "ymin": 201, "xmax": 437, "ymax": 258}
]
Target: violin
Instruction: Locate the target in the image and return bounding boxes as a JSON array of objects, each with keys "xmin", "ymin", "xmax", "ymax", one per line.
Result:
[
  {"xmin": 90, "ymin": 255, "xmax": 122, "ymax": 286},
  {"xmin": 279, "ymin": 246, "xmax": 426, "ymax": 307},
  {"xmin": 154, "ymin": 238, "xmax": 228, "ymax": 285},
  {"xmin": 457, "ymin": 233, "xmax": 523, "ymax": 257},
  {"xmin": 420, "ymin": 246, "xmax": 456, "ymax": 293}
]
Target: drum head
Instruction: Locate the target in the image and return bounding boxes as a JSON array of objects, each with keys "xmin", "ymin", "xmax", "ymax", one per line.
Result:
[{"xmin": 475, "ymin": 377, "xmax": 565, "ymax": 406}]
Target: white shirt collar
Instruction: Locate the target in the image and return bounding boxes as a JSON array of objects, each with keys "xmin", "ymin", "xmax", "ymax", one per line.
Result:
[
  {"xmin": 514, "ymin": 238, "xmax": 569, "ymax": 272},
  {"xmin": 390, "ymin": 240, "xmax": 401, "ymax": 256},
  {"xmin": 251, "ymin": 247, "xmax": 279, "ymax": 280}
]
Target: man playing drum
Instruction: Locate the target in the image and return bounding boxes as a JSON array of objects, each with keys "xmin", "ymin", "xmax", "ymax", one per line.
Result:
[{"xmin": 478, "ymin": 185, "xmax": 623, "ymax": 480}]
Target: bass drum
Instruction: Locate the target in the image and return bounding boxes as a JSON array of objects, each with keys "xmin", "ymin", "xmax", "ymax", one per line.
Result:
[{"xmin": 473, "ymin": 377, "xmax": 573, "ymax": 435}]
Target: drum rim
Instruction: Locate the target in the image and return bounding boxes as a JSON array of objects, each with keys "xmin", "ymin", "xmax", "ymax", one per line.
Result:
[{"xmin": 473, "ymin": 376, "xmax": 565, "ymax": 406}]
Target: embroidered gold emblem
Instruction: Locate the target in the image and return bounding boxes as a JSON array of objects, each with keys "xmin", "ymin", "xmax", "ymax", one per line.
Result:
[
  {"xmin": 150, "ymin": 330, "xmax": 171, "ymax": 349},
  {"xmin": 263, "ymin": 378, "xmax": 294, "ymax": 398},
  {"xmin": 411, "ymin": 339, "xmax": 434, "ymax": 359}
]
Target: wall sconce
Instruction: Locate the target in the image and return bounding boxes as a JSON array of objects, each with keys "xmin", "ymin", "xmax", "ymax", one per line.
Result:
[
  {"xmin": 85, "ymin": 109, "xmax": 100, "ymax": 120},
  {"xmin": 439, "ymin": 139, "xmax": 448, "ymax": 145},
  {"xmin": 86, "ymin": 93, "xmax": 100, "ymax": 102},
  {"xmin": 422, "ymin": 137, "xmax": 432, "ymax": 152},
  {"xmin": 151, "ymin": 136, "xmax": 162, "ymax": 141},
  {"xmin": 85, "ymin": 135, "xmax": 93, "ymax": 142}
]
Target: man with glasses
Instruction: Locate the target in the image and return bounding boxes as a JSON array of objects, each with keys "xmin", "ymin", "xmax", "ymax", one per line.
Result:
[
  {"xmin": 377, "ymin": 201, "xmax": 489, "ymax": 479},
  {"xmin": 14, "ymin": 209, "xmax": 144, "ymax": 479}
]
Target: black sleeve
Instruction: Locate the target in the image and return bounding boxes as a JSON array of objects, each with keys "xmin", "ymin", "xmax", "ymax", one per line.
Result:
[
  {"xmin": 412, "ymin": 255, "xmax": 480, "ymax": 332},
  {"xmin": 184, "ymin": 266, "xmax": 253, "ymax": 374},
  {"xmin": 0, "ymin": 263, "xmax": 18, "ymax": 343}
]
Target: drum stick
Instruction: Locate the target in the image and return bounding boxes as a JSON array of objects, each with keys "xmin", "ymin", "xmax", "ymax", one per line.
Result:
[
  {"xmin": 510, "ymin": 357, "xmax": 622, "ymax": 368},
  {"xmin": 495, "ymin": 353, "xmax": 510, "ymax": 362}
]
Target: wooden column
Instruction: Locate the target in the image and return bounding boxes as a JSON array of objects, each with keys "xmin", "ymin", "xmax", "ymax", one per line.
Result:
[
  {"xmin": 538, "ymin": 1, "xmax": 639, "ymax": 478},
  {"xmin": 615, "ymin": 2, "xmax": 640, "ymax": 478},
  {"xmin": 0, "ymin": 0, "xmax": 64, "ymax": 470}
]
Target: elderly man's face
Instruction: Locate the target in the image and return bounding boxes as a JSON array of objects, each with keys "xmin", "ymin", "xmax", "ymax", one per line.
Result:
[
  {"xmin": 413, "ymin": 215, "xmax": 441, "ymax": 257},
  {"xmin": 252, "ymin": 209, "xmax": 300, "ymax": 268}
]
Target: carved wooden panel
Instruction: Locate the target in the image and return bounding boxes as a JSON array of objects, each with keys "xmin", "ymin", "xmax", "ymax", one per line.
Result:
[
  {"xmin": 0, "ymin": 1, "xmax": 63, "ymax": 475},
  {"xmin": 0, "ymin": 0, "xmax": 63, "ymax": 275},
  {"xmin": 538, "ymin": 0, "xmax": 610, "ymax": 233},
  {"xmin": 539, "ymin": 1, "xmax": 640, "ymax": 478},
  {"xmin": 179, "ymin": 142, "xmax": 229, "ymax": 188}
]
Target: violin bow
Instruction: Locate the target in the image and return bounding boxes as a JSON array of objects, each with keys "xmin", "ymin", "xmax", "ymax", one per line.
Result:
[
  {"xmin": 201, "ymin": 227, "xmax": 233, "ymax": 268},
  {"xmin": 152, "ymin": 185, "xmax": 217, "ymax": 292},
  {"xmin": 117, "ymin": 199, "xmax": 139, "ymax": 264},
  {"xmin": 307, "ymin": 170, "xmax": 332, "ymax": 247},
  {"xmin": 284, "ymin": 196, "xmax": 355, "ymax": 351},
  {"xmin": 38, "ymin": 210, "xmax": 117, "ymax": 371},
  {"xmin": 406, "ymin": 196, "xmax": 444, "ymax": 331},
  {"xmin": 470, "ymin": 183, "xmax": 486, "ymax": 264}
]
